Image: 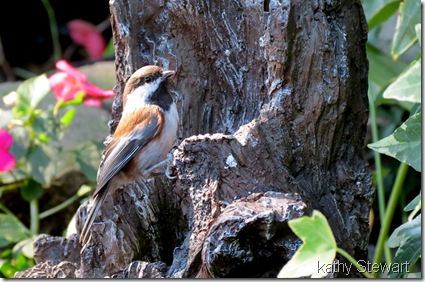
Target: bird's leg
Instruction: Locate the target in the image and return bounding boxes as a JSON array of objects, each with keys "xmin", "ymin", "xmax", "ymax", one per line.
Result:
[{"xmin": 141, "ymin": 153, "xmax": 176, "ymax": 179}]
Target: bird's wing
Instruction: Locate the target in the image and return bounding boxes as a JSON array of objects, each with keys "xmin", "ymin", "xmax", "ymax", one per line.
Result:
[{"xmin": 93, "ymin": 106, "xmax": 164, "ymax": 198}]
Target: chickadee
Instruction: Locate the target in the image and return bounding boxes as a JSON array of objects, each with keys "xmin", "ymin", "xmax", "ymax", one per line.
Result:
[{"xmin": 79, "ymin": 65, "xmax": 178, "ymax": 245}]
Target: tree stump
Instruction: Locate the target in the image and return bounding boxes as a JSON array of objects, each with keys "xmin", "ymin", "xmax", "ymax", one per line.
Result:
[{"xmin": 15, "ymin": 0, "xmax": 373, "ymax": 278}]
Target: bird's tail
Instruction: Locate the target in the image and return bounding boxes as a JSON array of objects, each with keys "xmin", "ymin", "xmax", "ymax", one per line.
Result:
[{"xmin": 79, "ymin": 183, "xmax": 111, "ymax": 245}]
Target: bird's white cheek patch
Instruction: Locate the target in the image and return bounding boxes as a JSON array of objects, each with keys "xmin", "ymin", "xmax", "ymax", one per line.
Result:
[{"xmin": 123, "ymin": 79, "xmax": 161, "ymax": 114}]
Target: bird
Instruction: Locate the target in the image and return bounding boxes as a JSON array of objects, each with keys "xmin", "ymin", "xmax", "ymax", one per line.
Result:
[{"xmin": 79, "ymin": 65, "xmax": 179, "ymax": 245}]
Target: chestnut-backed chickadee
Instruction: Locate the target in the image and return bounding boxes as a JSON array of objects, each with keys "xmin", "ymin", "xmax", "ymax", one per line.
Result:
[{"xmin": 79, "ymin": 65, "xmax": 178, "ymax": 244}]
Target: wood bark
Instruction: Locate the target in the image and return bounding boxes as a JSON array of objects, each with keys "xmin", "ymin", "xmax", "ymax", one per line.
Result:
[{"xmin": 16, "ymin": 0, "xmax": 373, "ymax": 278}]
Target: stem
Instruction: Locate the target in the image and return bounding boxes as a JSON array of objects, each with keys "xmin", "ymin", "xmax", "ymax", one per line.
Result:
[
  {"xmin": 39, "ymin": 193, "xmax": 81, "ymax": 219},
  {"xmin": 367, "ymin": 89, "xmax": 392, "ymax": 265},
  {"xmin": 367, "ymin": 90, "xmax": 387, "ymax": 222},
  {"xmin": 96, "ymin": 16, "xmax": 111, "ymax": 32},
  {"xmin": 30, "ymin": 199, "xmax": 40, "ymax": 236},
  {"xmin": 40, "ymin": 0, "xmax": 61, "ymax": 62},
  {"xmin": 53, "ymin": 98, "xmax": 64, "ymax": 116},
  {"xmin": 0, "ymin": 181, "xmax": 25, "ymax": 193},
  {"xmin": 336, "ymin": 247, "xmax": 374, "ymax": 278},
  {"xmin": 0, "ymin": 202, "xmax": 30, "ymax": 234},
  {"xmin": 372, "ymin": 163, "xmax": 409, "ymax": 277}
]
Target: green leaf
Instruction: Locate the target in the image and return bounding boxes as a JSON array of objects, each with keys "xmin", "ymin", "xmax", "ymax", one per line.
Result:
[
  {"xmin": 0, "ymin": 214, "xmax": 29, "ymax": 244},
  {"xmin": 391, "ymin": 0, "xmax": 421, "ymax": 59},
  {"xmin": 103, "ymin": 37, "xmax": 115, "ymax": 57},
  {"xmin": 0, "ymin": 126, "xmax": 30, "ymax": 184},
  {"xmin": 77, "ymin": 184, "xmax": 93, "ymax": 197},
  {"xmin": 8, "ymin": 126, "xmax": 30, "ymax": 161},
  {"xmin": 73, "ymin": 142, "xmax": 102, "ymax": 182},
  {"xmin": 0, "ymin": 109, "xmax": 14, "ymax": 128},
  {"xmin": 0, "ymin": 260, "xmax": 17, "ymax": 278},
  {"xmin": 367, "ymin": 43, "xmax": 407, "ymax": 96},
  {"xmin": 13, "ymin": 237, "xmax": 34, "ymax": 259},
  {"xmin": 278, "ymin": 210, "xmax": 337, "ymax": 278},
  {"xmin": 410, "ymin": 103, "xmax": 421, "ymax": 116},
  {"xmin": 415, "ymin": 24, "xmax": 421, "ymax": 46},
  {"xmin": 26, "ymin": 144, "xmax": 57, "ymax": 186},
  {"xmin": 368, "ymin": 112, "xmax": 421, "ymax": 172},
  {"xmin": 20, "ymin": 179, "xmax": 44, "ymax": 202},
  {"xmin": 383, "ymin": 59, "xmax": 421, "ymax": 103},
  {"xmin": 387, "ymin": 214, "xmax": 421, "ymax": 278},
  {"xmin": 60, "ymin": 92, "xmax": 84, "ymax": 107},
  {"xmin": 0, "ymin": 238, "xmax": 10, "ymax": 248},
  {"xmin": 26, "ymin": 74, "xmax": 51, "ymax": 109},
  {"xmin": 0, "ymin": 251, "xmax": 34, "ymax": 278},
  {"xmin": 404, "ymin": 193, "xmax": 421, "ymax": 212},
  {"xmin": 61, "ymin": 108, "xmax": 76, "ymax": 126},
  {"xmin": 406, "ymin": 272, "xmax": 422, "ymax": 278},
  {"xmin": 11, "ymin": 74, "xmax": 51, "ymax": 118},
  {"xmin": 362, "ymin": 0, "xmax": 401, "ymax": 30}
]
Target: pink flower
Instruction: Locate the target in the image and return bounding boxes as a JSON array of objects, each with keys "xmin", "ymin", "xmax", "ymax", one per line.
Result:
[
  {"xmin": 68, "ymin": 19, "xmax": 106, "ymax": 60},
  {"xmin": 49, "ymin": 60, "xmax": 115, "ymax": 107},
  {"xmin": 0, "ymin": 129, "xmax": 16, "ymax": 172}
]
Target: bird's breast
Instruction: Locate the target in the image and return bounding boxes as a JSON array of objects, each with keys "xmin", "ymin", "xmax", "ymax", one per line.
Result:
[{"xmin": 124, "ymin": 103, "xmax": 178, "ymax": 179}]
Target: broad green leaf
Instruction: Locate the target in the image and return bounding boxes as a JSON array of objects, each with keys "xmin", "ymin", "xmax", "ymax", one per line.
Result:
[
  {"xmin": 387, "ymin": 214, "xmax": 421, "ymax": 278},
  {"xmin": 368, "ymin": 112, "xmax": 421, "ymax": 172},
  {"xmin": 26, "ymin": 74, "xmax": 51, "ymax": 109},
  {"xmin": 20, "ymin": 179, "xmax": 44, "ymax": 202},
  {"xmin": 367, "ymin": 43, "xmax": 407, "ymax": 96},
  {"xmin": 391, "ymin": 0, "xmax": 421, "ymax": 59},
  {"xmin": 383, "ymin": 59, "xmax": 421, "ymax": 103},
  {"xmin": 278, "ymin": 210, "xmax": 336, "ymax": 278},
  {"xmin": 11, "ymin": 74, "xmax": 51, "ymax": 118},
  {"xmin": 415, "ymin": 24, "xmax": 421, "ymax": 46},
  {"xmin": 13, "ymin": 238, "xmax": 34, "ymax": 259},
  {"xmin": 404, "ymin": 193, "xmax": 421, "ymax": 211},
  {"xmin": 55, "ymin": 150, "xmax": 78, "ymax": 176},
  {"xmin": 0, "ymin": 237, "xmax": 9, "ymax": 248},
  {"xmin": 410, "ymin": 103, "xmax": 421, "ymax": 116},
  {"xmin": 26, "ymin": 144, "xmax": 57, "ymax": 186},
  {"xmin": 74, "ymin": 142, "xmax": 102, "ymax": 182},
  {"xmin": 8, "ymin": 126, "xmax": 30, "ymax": 161},
  {"xmin": 0, "ymin": 166, "xmax": 28, "ymax": 185},
  {"xmin": 34, "ymin": 111, "xmax": 67, "ymax": 143},
  {"xmin": 0, "ymin": 214, "xmax": 29, "ymax": 243},
  {"xmin": 362, "ymin": 0, "xmax": 401, "ymax": 30}
]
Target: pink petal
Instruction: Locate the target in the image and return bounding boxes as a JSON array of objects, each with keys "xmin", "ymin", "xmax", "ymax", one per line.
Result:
[
  {"xmin": 49, "ymin": 72, "xmax": 82, "ymax": 101},
  {"xmin": 0, "ymin": 129, "xmax": 13, "ymax": 150},
  {"xmin": 0, "ymin": 150, "xmax": 16, "ymax": 172},
  {"xmin": 83, "ymin": 98, "xmax": 102, "ymax": 107},
  {"xmin": 84, "ymin": 34, "xmax": 107, "ymax": 60},
  {"xmin": 81, "ymin": 81, "xmax": 115, "ymax": 98},
  {"xmin": 68, "ymin": 20, "xmax": 106, "ymax": 60},
  {"xmin": 55, "ymin": 60, "xmax": 87, "ymax": 82}
]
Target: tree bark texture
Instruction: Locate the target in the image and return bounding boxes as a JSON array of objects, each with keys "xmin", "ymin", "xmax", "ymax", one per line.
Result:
[{"xmin": 16, "ymin": 0, "xmax": 373, "ymax": 278}]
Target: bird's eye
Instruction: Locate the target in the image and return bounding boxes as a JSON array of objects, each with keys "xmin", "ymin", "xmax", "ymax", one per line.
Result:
[{"xmin": 144, "ymin": 76, "xmax": 152, "ymax": 83}]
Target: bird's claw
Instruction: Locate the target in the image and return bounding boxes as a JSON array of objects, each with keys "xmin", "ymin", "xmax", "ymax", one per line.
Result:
[{"xmin": 165, "ymin": 165, "xmax": 177, "ymax": 179}]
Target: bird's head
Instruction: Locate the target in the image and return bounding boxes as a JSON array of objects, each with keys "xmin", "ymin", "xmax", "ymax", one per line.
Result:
[{"xmin": 122, "ymin": 65, "xmax": 175, "ymax": 111}]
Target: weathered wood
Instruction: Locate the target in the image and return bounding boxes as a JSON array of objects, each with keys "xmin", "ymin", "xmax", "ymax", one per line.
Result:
[{"xmin": 16, "ymin": 0, "xmax": 373, "ymax": 278}]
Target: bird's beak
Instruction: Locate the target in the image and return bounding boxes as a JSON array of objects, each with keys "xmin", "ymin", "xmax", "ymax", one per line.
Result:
[{"xmin": 162, "ymin": 70, "xmax": 175, "ymax": 82}]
